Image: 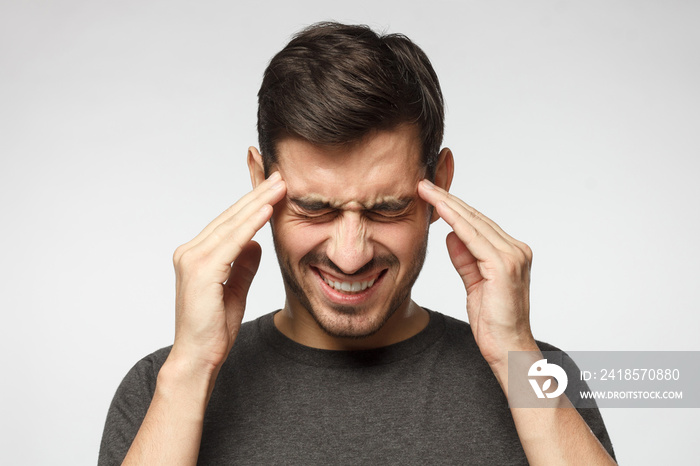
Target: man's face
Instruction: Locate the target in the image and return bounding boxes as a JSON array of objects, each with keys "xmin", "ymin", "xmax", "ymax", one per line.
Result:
[{"xmin": 270, "ymin": 124, "xmax": 432, "ymax": 340}]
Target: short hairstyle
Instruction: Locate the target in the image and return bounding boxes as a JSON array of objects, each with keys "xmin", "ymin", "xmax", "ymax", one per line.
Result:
[{"xmin": 257, "ymin": 22, "xmax": 445, "ymax": 178}]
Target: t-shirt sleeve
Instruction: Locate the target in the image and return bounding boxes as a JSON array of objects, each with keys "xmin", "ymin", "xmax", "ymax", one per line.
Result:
[{"xmin": 97, "ymin": 348, "xmax": 170, "ymax": 465}]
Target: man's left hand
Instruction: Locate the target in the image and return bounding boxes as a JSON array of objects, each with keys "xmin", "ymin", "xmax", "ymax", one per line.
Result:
[{"xmin": 418, "ymin": 179, "xmax": 539, "ymax": 372}]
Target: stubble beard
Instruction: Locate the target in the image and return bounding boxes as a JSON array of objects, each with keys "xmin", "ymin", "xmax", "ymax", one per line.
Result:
[{"xmin": 271, "ymin": 230, "xmax": 429, "ymax": 340}]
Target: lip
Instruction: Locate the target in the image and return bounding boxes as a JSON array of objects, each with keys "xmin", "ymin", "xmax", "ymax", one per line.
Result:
[
  {"xmin": 316, "ymin": 268, "xmax": 382, "ymax": 285},
  {"xmin": 312, "ymin": 266, "xmax": 386, "ymax": 305}
]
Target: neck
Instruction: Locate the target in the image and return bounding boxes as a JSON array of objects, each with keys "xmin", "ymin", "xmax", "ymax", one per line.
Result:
[{"xmin": 273, "ymin": 298, "xmax": 429, "ymax": 351}]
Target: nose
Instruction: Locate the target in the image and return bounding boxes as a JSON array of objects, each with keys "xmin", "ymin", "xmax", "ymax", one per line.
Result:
[{"xmin": 326, "ymin": 212, "xmax": 373, "ymax": 275}]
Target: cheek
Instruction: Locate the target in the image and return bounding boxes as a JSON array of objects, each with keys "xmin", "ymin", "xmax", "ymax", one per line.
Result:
[
  {"xmin": 376, "ymin": 201, "xmax": 431, "ymax": 240},
  {"xmin": 370, "ymin": 220, "xmax": 428, "ymax": 253},
  {"xmin": 273, "ymin": 213, "xmax": 330, "ymax": 255}
]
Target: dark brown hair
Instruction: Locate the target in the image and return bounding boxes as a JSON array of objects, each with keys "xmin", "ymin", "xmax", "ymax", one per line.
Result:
[{"xmin": 257, "ymin": 22, "xmax": 445, "ymax": 178}]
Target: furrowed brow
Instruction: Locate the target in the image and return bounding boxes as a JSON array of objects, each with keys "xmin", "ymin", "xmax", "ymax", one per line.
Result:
[
  {"xmin": 289, "ymin": 196, "xmax": 414, "ymax": 213},
  {"xmin": 366, "ymin": 198, "xmax": 413, "ymax": 212},
  {"xmin": 289, "ymin": 197, "xmax": 335, "ymax": 211}
]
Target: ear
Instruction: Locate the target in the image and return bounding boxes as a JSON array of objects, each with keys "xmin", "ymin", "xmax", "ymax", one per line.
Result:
[
  {"xmin": 430, "ymin": 147, "xmax": 455, "ymax": 223},
  {"xmin": 247, "ymin": 147, "xmax": 266, "ymax": 188}
]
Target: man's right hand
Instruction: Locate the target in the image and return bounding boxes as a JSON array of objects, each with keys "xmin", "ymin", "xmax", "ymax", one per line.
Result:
[
  {"xmin": 123, "ymin": 171, "xmax": 285, "ymax": 465},
  {"xmin": 168, "ymin": 170, "xmax": 286, "ymax": 378}
]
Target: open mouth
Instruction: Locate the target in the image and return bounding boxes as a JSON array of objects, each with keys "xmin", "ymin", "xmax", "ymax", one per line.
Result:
[
  {"xmin": 313, "ymin": 267, "xmax": 386, "ymax": 298},
  {"xmin": 322, "ymin": 275, "xmax": 376, "ymax": 293}
]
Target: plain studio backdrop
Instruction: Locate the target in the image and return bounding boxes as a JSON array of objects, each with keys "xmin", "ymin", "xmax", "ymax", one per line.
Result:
[{"xmin": 1, "ymin": 1, "xmax": 698, "ymax": 464}]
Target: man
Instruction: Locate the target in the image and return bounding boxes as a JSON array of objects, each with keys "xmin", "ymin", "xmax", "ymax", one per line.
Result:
[{"xmin": 99, "ymin": 22, "xmax": 616, "ymax": 464}]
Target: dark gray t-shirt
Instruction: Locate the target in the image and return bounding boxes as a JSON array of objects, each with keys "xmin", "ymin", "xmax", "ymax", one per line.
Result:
[{"xmin": 99, "ymin": 310, "xmax": 615, "ymax": 465}]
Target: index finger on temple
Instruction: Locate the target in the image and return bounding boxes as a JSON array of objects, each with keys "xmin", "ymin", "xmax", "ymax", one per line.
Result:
[
  {"xmin": 418, "ymin": 179, "xmax": 518, "ymax": 244},
  {"xmin": 187, "ymin": 172, "xmax": 286, "ymax": 248}
]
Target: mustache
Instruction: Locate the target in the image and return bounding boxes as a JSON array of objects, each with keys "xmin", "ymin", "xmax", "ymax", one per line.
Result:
[{"xmin": 300, "ymin": 252, "xmax": 399, "ymax": 277}]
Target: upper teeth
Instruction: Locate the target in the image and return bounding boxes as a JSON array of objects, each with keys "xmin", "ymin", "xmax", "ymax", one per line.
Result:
[{"xmin": 322, "ymin": 276, "xmax": 376, "ymax": 293}]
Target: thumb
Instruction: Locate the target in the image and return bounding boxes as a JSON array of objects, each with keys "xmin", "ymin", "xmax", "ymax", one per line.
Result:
[
  {"xmin": 224, "ymin": 240, "xmax": 263, "ymax": 305},
  {"xmin": 446, "ymin": 231, "xmax": 482, "ymax": 292}
]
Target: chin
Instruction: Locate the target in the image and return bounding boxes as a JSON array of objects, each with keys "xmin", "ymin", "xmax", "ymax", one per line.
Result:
[{"xmin": 308, "ymin": 304, "xmax": 395, "ymax": 339}]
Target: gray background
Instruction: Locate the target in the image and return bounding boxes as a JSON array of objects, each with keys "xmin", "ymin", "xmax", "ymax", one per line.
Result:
[{"xmin": 1, "ymin": 0, "xmax": 698, "ymax": 464}]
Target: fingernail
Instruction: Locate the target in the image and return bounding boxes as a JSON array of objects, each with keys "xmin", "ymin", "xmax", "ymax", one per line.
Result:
[
  {"xmin": 268, "ymin": 171, "xmax": 281, "ymax": 181},
  {"xmin": 422, "ymin": 179, "xmax": 435, "ymax": 189}
]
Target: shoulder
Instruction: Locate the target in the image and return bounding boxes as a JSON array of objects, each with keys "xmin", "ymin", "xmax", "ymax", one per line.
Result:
[
  {"xmin": 427, "ymin": 310, "xmax": 572, "ymax": 372},
  {"xmin": 109, "ymin": 346, "xmax": 172, "ymax": 401},
  {"xmin": 98, "ymin": 347, "xmax": 171, "ymax": 464},
  {"xmin": 115, "ymin": 315, "xmax": 264, "ymax": 390},
  {"xmin": 432, "ymin": 310, "xmax": 563, "ymax": 353}
]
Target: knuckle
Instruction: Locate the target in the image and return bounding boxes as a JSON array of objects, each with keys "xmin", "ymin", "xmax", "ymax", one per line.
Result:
[
  {"xmin": 501, "ymin": 255, "xmax": 520, "ymax": 275},
  {"xmin": 456, "ymin": 217, "xmax": 479, "ymax": 240},
  {"xmin": 500, "ymin": 250, "xmax": 530, "ymax": 277},
  {"xmin": 467, "ymin": 209, "xmax": 481, "ymax": 222},
  {"xmin": 511, "ymin": 241, "xmax": 533, "ymax": 268},
  {"xmin": 173, "ymin": 244, "xmax": 188, "ymax": 265},
  {"xmin": 177, "ymin": 247, "xmax": 201, "ymax": 270},
  {"xmin": 209, "ymin": 230, "xmax": 225, "ymax": 246}
]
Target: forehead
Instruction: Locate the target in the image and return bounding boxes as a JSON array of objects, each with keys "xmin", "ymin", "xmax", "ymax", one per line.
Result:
[{"xmin": 274, "ymin": 125, "xmax": 424, "ymax": 206}]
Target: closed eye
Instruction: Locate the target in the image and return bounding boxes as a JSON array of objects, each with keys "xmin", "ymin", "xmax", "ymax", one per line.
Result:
[
  {"xmin": 288, "ymin": 196, "xmax": 415, "ymax": 221},
  {"xmin": 287, "ymin": 197, "xmax": 335, "ymax": 220},
  {"xmin": 365, "ymin": 199, "xmax": 415, "ymax": 220},
  {"xmin": 365, "ymin": 210, "xmax": 410, "ymax": 221},
  {"xmin": 298, "ymin": 209, "xmax": 337, "ymax": 220}
]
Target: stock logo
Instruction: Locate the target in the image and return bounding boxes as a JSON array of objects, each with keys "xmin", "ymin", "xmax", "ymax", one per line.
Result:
[{"xmin": 528, "ymin": 359, "xmax": 568, "ymax": 399}]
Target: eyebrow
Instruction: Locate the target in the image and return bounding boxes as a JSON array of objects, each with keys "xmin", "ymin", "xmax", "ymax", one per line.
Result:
[
  {"xmin": 289, "ymin": 197, "xmax": 334, "ymax": 212},
  {"xmin": 369, "ymin": 198, "xmax": 413, "ymax": 212},
  {"xmin": 289, "ymin": 196, "xmax": 413, "ymax": 212}
]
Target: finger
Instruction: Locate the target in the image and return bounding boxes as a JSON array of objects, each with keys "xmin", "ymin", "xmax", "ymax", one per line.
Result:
[
  {"xmin": 435, "ymin": 199, "xmax": 501, "ymax": 263},
  {"xmin": 224, "ymin": 240, "xmax": 262, "ymax": 306},
  {"xmin": 187, "ymin": 171, "xmax": 284, "ymax": 249},
  {"xmin": 445, "ymin": 231, "xmax": 484, "ymax": 292},
  {"xmin": 418, "ymin": 179, "xmax": 518, "ymax": 251},
  {"xmin": 446, "ymin": 195, "xmax": 523, "ymax": 247},
  {"xmin": 195, "ymin": 200, "xmax": 275, "ymax": 271},
  {"xmin": 174, "ymin": 202, "xmax": 276, "ymax": 290},
  {"xmin": 181, "ymin": 176, "xmax": 285, "ymax": 263},
  {"xmin": 438, "ymin": 199, "xmax": 534, "ymax": 288},
  {"xmin": 438, "ymin": 190, "xmax": 533, "ymax": 260},
  {"xmin": 419, "ymin": 178, "xmax": 511, "ymax": 252},
  {"xmin": 418, "ymin": 179, "xmax": 506, "ymax": 235}
]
